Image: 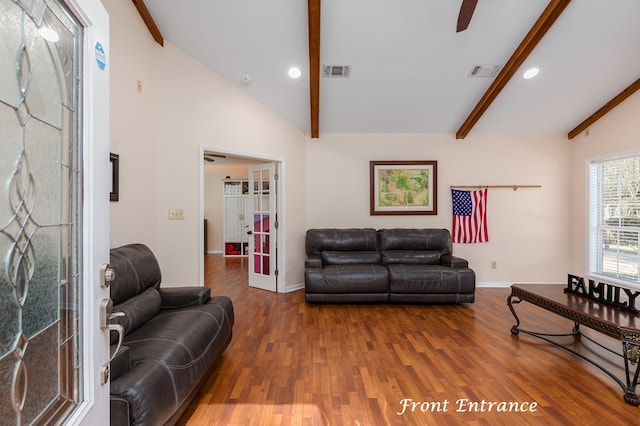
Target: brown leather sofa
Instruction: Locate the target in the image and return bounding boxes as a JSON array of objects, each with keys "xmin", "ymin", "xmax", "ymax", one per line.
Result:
[
  {"xmin": 108, "ymin": 244, "xmax": 234, "ymax": 425},
  {"xmin": 305, "ymin": 228, "xmax": 475, "ymax": 303}
]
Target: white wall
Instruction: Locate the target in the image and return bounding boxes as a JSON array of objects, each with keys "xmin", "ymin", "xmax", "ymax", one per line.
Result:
[
  {"xmin": 105, "ymin": 0, "xmax": 159, "ymax": 250},
  {"xmin": 569, "ymin": 90, "xmax": 640, "ymax": 276},
  {"xmin": 154, "ymin": 43, "xmax": 307, "ymax": 287},
  {"xmin": 104, "ymin": 2, "xmax": 307, "ymax": 289},
  {"xmin": 306, "ymin": 133, "xmax": 572, "ymax": 285}
]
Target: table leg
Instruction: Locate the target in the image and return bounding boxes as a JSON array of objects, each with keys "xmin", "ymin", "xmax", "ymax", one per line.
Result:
[
  {"xmin": 507, "ymin": 293, "xmax": 522, "ymax": 335},
  {"xmin": 622, "ymin": 329, "xmax": 640, "ymax": 406}
]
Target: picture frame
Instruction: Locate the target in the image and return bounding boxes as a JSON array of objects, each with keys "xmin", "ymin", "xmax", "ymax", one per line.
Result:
[
  {"xmin": 110, "ymin": 152, "xmax": 119, "ymax": 202},
  {"xmin": 370, "ymin": 160, "xmax": 437, "ymax": 215}
]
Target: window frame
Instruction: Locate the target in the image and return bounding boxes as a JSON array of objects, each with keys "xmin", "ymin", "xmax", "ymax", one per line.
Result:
[{"xmin": 587, "ymin": 149, "xmax": 640, "ymax": 289}]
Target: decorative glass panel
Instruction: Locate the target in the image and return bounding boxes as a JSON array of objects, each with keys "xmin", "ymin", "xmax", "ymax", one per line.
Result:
[
  {"xmin": 0, "ymin": 1, "xmax": 23, "ymax": 106},
  {"xmin": 0, "ymin": 0, "xmax": 82, "ymax": 423}
]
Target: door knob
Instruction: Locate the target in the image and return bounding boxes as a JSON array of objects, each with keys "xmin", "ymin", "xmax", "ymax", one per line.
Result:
[
  {"xmin": 100, "ymin": 263, "xmax": 116, "ymax": 287},
  {"xmin": 247, "ymin": 230, "xmax": 253, "ymax": 235}
]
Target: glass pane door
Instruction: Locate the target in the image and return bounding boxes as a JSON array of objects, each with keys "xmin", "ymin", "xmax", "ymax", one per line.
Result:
[{"xmin": 248, "ymin": 164, "xmax": 277, "ymax": 292}]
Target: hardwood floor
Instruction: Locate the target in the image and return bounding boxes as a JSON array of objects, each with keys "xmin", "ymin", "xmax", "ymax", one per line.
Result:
[{"xmin": 177, "ymin": 255, "xmax": 637, "ymax": 425}]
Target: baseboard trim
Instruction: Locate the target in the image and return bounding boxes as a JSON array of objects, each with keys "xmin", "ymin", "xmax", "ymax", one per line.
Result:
[
  {"xmin": 477, "ymin": 281, "xmax": 564, "ymax": 288},
  {"xmin": 477, "ymin": 282, "xmax": 512, "ymax": 288},
  {"xmin": 283, "ymin": 282, "xmax": 305, "ymax": 293}
]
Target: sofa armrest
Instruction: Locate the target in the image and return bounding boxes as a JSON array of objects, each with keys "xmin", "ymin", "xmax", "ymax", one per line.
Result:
[
  {"xmin": 305, "ymin": 255, "xmax": 323, "ymax": 269},
  {"xmin": 110, "ymin": 345, "xmax": 131, "ymax": 381},
  {"xmin": 440, "ymin": 255, "xmax": 469, "ymax": 268},
  {"xmin": 158, "ymin": 287, "xmax": 211, "ymax": 308}
]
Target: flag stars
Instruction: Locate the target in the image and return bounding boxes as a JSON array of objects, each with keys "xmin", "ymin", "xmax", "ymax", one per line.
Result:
[{"xmin": 452, "ymin": 188, "xmax": 488, "ymax": 244}]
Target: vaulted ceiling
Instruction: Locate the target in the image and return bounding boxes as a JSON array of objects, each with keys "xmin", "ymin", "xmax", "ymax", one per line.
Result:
[{"xmin": 137, "ymin": 0, "xmax": 640, "ymax": 139}]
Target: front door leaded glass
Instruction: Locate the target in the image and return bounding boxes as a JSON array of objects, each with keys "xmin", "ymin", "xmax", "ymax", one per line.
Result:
[{"xmin": 0, "ymin": 0, "xmax": 83, "ymax": 423}]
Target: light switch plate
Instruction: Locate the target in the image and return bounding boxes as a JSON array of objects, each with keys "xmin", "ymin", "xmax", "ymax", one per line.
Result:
[{"xmin": 168, "ymin": 209, "xmax": 184, "ymax": 220}]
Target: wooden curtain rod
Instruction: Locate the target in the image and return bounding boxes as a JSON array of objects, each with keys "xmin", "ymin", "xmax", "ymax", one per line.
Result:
[{"xmin": 450, "ymin": 185, "xmax": 542, "ymax": 191}]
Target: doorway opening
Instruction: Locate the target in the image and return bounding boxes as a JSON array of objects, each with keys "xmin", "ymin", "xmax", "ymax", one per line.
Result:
[{"xmin": 199, "ymin": 146, "xmax": 286, "ymax": 292}]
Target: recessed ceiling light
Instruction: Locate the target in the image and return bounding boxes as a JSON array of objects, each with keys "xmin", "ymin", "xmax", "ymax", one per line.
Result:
[
  {"xmin": 523, "ymin": 67, "xmax": 539, "ymax": 79},
  {"xmin": 288, "ymin": 67, "xmax": 302, "ymax": 79},
  {"xmin": 39, "ymin": 26, "xmax": 59, "ymax": 42}
]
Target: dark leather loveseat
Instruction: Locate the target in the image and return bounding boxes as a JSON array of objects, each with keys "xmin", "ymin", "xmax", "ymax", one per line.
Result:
[
  {"xmin": 305, "ymin": 228, "xmax": 475, "ymax": 303},
  {"xmin": 109, "ymin": 244, "xmax": 234, "ymax": 426}
]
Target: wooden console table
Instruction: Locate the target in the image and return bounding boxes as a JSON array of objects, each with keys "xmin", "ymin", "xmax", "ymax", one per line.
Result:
[{"xmin": 508, "ymin": 284, "xmax": 640, "ymax": 406}]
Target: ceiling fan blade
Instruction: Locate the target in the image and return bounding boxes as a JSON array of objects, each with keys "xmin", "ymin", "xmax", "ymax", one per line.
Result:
[
  {"xmin": 203, "ymin": 153, "xmax": 227, "ymax": 163},
  {"xmin": 456, "ymin": 0, "xmax": 478, "ymax": 32}
]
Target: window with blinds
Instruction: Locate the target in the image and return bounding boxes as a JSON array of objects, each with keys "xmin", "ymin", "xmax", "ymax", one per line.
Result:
[{"xmin": 589, "ymin": 153, "xmax": 640, "ymax": 284}]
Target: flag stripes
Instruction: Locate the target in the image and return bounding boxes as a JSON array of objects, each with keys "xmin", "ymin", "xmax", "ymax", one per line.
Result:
[{"xmin": 451, "ymin": 188, "xmax": 488, "ymax": 243}]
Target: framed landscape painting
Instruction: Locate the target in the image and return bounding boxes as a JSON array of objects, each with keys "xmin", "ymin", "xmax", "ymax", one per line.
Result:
[{"xmin": 370, "ymin": 161, "xmax": 437, "ymax": 215}]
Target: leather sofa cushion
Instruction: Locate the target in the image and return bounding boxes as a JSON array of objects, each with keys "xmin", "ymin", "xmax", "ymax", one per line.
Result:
[
  {"xmin": 158, "ymin": 286, "xmax": 211, "ymax": 308},
  {"xmin": 111, "ymin": 296, "xmax": 234, "ymax": 425},
  {"xmin": 387, "ymin": 264, "xmax": 475, "ymax": 294},
  {"xmin": 110, "ymin": 359, "xmax": 180, "ymax": 426},
  {"xmin": 380, "ymin": 250, "xmax": 441, "ymax": 265},
  {"xmin": 305, "ymin": 264, "xmax": 389, "ymax": 294},
  {"xmin": 111, "ymin": 287, "xmax": 161, "ymax": 343},
  {"xmin": 110, "ymin": 243, "xmax": 162, "ymax": 305},
  {"xmin": 123, "ymin": 296, "xmax": 233, "ymax": 370},
  {"xmin": 321, "ymin": 250, "xmax": 381, "ymax": 265},
  {"xmin": 378, "ymin": 228, "xmax": 452, "ymax": 255},
  {"xmin": 305, "ymin": 255, "xmax": 323, "ymax": 269},
  {"xmin": 110, "ymin": 346, "xmax": 132, "ymax": 381},
  {"xmin": 441, "ymin": 255, "xmax": 469, "ymax": 268},
  {"xmin": 306, "ymin": 228, "xmax": 378, "ymax": 255}
]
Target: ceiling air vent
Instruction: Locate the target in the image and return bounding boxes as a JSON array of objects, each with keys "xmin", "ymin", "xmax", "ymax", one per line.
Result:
[
  {"xmin": 468, "ymin": 65, "xmax": 501, "ymax": 78},
  {"xmin": 322, "ymin": 64, "xmax": 351, "ymax": 78}
]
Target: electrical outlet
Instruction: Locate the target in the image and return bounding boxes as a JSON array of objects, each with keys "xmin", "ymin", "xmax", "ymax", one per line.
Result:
[
  {"xmin": 491, "ymin": 261, "xmax": 497, "ymax": 270},
  {"xmin": 137, "ymin": 79, "xmax": 142, "ymax": 93},
  {"xmin": 168, "ymin": 209, "xmax": 184, "ymax": 220}
]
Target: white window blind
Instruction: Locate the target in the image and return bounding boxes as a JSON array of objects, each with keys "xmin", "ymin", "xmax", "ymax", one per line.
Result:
[{"xmin": 589, "ymin": 154, "xmax": 640, "ymax": 284}]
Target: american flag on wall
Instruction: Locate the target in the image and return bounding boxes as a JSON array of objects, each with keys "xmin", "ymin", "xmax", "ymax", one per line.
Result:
[{"xmin": 451, "ymin": 188, "xmax": 488, "ymax": 243}]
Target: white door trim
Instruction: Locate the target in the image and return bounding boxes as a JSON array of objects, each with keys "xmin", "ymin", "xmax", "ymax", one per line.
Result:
[
  {"xmin": 198, "ymin": 145, "xmax": 287, "ymax": 292},
  {"xmin": 62, "ymin": 0, "xmax": 111, "ymax": 424}
]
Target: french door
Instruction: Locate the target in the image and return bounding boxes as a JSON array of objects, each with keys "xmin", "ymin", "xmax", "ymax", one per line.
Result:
[
  {"xmin": 248, "ymin": 163, "xmax": 277, "ymax": 292},
  {"xmin": 0, "ymin": 0, "xmax": 111, "ymax": 424}
]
